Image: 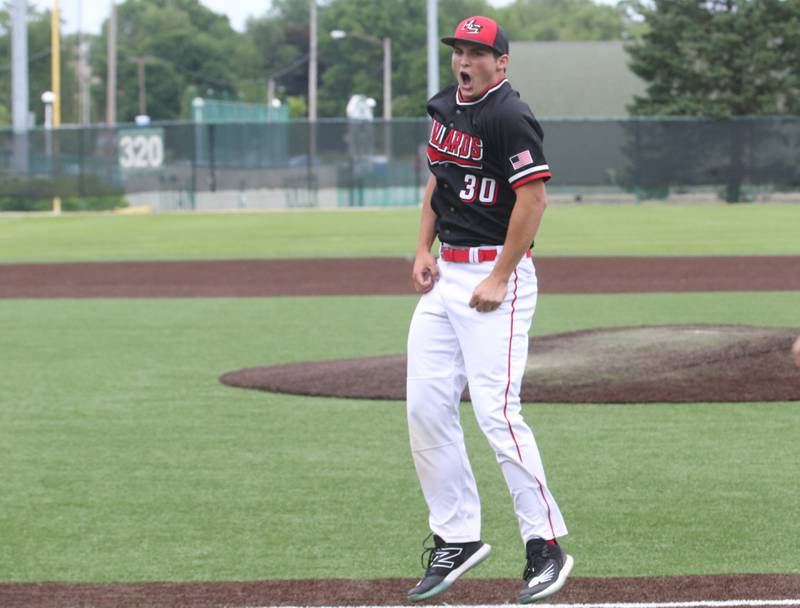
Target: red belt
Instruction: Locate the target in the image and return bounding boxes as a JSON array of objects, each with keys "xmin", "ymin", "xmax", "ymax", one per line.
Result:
[{"xmin": 440, "ymin": 246, "xmax": 531, "ymax": 263}]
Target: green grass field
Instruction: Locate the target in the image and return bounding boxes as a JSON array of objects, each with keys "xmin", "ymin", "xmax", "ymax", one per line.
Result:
[
  {"xmin": 1, "ymin": 206, "xmax": 799, "ymax": 583},
  {"xmin": 1, "ymin": 203, "xmax": 799, "ymax": 262}
]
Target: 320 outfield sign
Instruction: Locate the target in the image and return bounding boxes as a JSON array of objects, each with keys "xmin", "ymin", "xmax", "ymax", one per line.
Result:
[{"xmin": 118, "ymin": 128, "xmax": 164, "ymax": 172}]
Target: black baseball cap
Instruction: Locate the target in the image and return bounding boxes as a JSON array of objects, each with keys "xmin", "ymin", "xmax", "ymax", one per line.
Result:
[{"xmin": 441, "ymin": 16, "xmax": 509, "ymax": 56}]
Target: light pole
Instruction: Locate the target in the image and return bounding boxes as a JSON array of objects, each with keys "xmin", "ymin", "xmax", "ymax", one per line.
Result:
[
  {"xmin": 42, "ymin": 91, "xmax": 55, "ymax": 130},
  {"xmin": 330, "ymin": 30, "xmax": 392, "ymax": 120},
  {"xmin": 427, "ymin": 0, "xmax": 438, "ymax": 100},
  {"xmin": 309, "ymin": 0, "xmax": 317, "ymax": 121},
  {"xmin": 42, "ymin": 90, "xmax": 59, "ymax": 214},
  {"xmin": 12, "ymin": 0, "xmax": 30, "ymax": 174}
]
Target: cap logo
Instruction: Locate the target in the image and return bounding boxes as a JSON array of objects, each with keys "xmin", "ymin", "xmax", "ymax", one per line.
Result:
[{"xmin": 461, "ymin": 18, "xmax": 483, "ymax": 34}]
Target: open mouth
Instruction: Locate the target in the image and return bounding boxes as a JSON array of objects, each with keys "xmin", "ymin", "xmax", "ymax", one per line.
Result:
[{"xmin": 460, "ymin": 71, "xmax": 472, "ymax": 86}]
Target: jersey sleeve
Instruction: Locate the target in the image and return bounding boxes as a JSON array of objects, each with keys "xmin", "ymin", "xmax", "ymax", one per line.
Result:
[{"xmin": 498, "ymin": 104, "xmax": 551, "ymax": 189}]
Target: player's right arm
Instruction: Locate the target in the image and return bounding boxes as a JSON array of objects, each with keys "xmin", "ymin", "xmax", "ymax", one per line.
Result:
[{"xmin": 412, "ymin": 174, "xmax": 439, "ymax": 293}]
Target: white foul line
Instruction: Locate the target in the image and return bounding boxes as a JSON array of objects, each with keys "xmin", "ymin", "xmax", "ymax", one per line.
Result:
[{"xmin": 245, "ymin": 602, "xmax": 800, "ymax": 608}]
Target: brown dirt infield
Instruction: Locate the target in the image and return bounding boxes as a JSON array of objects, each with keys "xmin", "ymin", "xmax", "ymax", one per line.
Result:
[
  {"xmin": 2, "ymin": 255, "xmax": 800, "ymax": 298},
  {"xmin": 221, "ymin": 325, "xmax": 800, "ymax": 403},
  {"xmin": 2, "ymin": 574, "xmax": 800, "ymax": 607}
]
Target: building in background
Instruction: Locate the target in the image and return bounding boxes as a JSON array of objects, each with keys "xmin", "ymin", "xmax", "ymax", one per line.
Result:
[{"xmin": 507, "ymin": 41, "xmax": 645, "ymax": 118}]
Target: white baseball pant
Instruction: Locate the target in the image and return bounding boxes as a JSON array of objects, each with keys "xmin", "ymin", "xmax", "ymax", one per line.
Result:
[{"xmin": 406, "ymin": 247, "xmax": 567, "ymax": 544}]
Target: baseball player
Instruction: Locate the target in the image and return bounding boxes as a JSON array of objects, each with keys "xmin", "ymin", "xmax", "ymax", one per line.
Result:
[{"xmin": 405, "ymin": 15, "xmax": 572, "ymax": 604}]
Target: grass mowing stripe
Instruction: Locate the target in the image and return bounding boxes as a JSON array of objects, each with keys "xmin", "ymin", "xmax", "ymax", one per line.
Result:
[
  {"xmin": 1, "ymin": 292, "xmax": 799, "ymax": 581},
  {"xmin": 2, "ymin": 204, "xmax": 800, "ymax": 262}
]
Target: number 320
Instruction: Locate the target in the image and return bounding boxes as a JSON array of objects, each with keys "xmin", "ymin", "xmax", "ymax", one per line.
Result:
[{"xmin": 459, "ymin": 174, "xmax": 497, "ymax": 205}]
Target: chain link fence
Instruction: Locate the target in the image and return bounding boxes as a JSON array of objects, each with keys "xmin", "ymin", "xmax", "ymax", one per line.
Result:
[{"xmin": 2, "ymin": 117, "xmax": 800, "ymax": 211}]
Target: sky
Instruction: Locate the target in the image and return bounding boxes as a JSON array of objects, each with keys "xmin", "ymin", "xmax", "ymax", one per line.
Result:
[{"xmin": 28, "ymin": 0, "xmax": 617, "ymax": 35}]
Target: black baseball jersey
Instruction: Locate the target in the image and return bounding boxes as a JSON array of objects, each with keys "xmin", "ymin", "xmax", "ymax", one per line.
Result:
[{"xmin": 426, "ymin": 79, "xmax": 551, "ymax": 247}]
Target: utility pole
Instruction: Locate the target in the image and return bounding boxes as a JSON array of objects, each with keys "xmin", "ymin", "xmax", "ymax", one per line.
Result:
[
  {"xmin": 106, "ymin": 0, "xmax": 117, "ymax": 124},
  {"xmin": 129, "ymin": 56, "xmax": 154, "ymax": 117},
  {"xmin": 11, "ymin": 0, "xmax": 29, "ymax": 173},
  {"xmin": 77, "ymin": 0, "xmax": 90, "ymax": 124},
  {"xmin": 78, "ymin": 43, "xmax": 91, "ymax": 124}
]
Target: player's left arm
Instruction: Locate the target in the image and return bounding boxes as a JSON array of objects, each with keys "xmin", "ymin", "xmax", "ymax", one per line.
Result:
[{"xmin": 468, "ymin": 180, "xmax": 546, "ymax": 312}]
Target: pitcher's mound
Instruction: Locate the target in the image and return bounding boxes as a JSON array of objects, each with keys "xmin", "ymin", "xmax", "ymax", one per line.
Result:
[{"xmin": 220, "ymin": 325, "xmax": 800, "ymax": 403}]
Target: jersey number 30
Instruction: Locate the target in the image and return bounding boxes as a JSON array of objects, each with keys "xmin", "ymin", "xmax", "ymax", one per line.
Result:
[{"xmin": 459, "ymin": 174, "xmax": 497, "ymax": 206}]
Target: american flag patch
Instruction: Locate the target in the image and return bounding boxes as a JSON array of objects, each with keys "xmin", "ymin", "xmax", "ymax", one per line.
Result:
[{"xmin": 510, "ymin": 150, "xmax": 533, "ymax": 170}]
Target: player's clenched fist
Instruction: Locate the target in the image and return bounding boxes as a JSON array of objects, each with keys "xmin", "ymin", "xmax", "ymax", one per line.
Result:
[
  {"xmin": 469, "ymin": 275, "xmax": 507, "ymax": 312},
  {"xmin": 412, "ymin": 251, "xmax": 439, "ymax": 293}
]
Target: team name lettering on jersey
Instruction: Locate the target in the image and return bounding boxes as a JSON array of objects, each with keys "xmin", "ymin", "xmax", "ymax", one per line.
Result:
[{"xmin": 426, "ymin": 119, "xmax": 483, "ymax": 169}]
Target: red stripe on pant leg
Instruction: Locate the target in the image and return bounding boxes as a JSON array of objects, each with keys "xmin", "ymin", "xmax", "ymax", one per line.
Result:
[
  {"xmin": 535, "ymin": 475, "xmax": 557, "ymax": 539},
  {"xmin": 503, "ymin": 270, "xmax": 523, "ymax": 463}
]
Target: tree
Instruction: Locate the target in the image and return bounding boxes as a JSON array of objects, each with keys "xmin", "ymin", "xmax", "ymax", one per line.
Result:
[
  {"xmin": 626, "ymin": 0, "xmax": 800, "ymax": 117},
  {"xmin": 317, "ymin": 0, "xmax": 496, "ymax": 118},
  {"xmin": 90, "ymin": 0, "xmax": 261, "ymax": 122},
  {"xmin": 313, "ymin": 0, "xmax": 627, "ymax": 118},
  {"xmin": 497, "ymin": 0, "xmax": 628, "ymax": 41},
  {"xmin": 319, "ymin": 0, "xmax": 426, "ymax": 118},
  {"xmin": 625, "ymin": 0, "xmax": 800, "ymax": 201},
  {"xmin": 72, "ymin": 0, "xmax": 626, "ymax": 123},
  {"xmin": 245, "ymin": 0, "xmax": 311, "ymax": 106}
]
